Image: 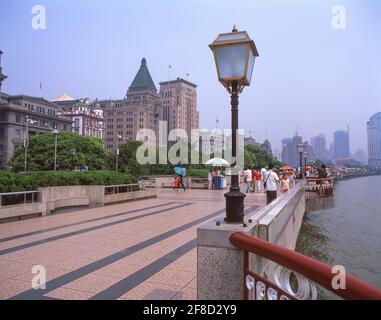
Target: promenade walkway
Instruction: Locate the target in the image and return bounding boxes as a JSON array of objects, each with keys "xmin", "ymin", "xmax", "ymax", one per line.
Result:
[{"xmin": 0, "ymin": 188, "xmax": 265, "ymax": 300}]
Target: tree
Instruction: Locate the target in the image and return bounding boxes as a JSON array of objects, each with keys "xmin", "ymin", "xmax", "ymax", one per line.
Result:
[
  {"xmin": 10, "ymin": 132, "xmax": 111, "ymax": 172},
  {"xmin": 244, "ymin": 144, "xmax": 283, "ymax": 168}
]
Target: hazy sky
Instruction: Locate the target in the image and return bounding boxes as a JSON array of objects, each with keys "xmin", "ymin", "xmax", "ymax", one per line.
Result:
[{"xmin": 1, "ymin": 0, "xmax": 380, "ymax": 154}]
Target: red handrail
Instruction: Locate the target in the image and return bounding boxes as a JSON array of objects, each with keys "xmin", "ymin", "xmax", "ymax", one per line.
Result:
[{"xmin": 230, "ymin": 232, "xmax": 381, "ymax": 300}]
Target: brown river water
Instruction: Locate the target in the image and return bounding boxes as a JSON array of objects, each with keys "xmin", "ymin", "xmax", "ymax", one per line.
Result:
[{"xmin": 296, "ymin": 175, "xmax": 381, "ymax": 299}]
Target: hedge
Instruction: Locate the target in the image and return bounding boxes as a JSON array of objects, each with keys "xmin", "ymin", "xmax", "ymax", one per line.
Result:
[{"xmin": 0, "ymin": 170, "xmax": 136, "ymax": 193}]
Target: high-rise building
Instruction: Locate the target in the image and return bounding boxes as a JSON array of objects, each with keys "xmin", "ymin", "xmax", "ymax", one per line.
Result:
[
  {"xmin": 311, "ymin": 134, "xmax": 327, "ymax": 160},
  {"xmin": 101, "ymin": 58, "xmax": 163, "ymax": 150},
  {"xmin": 159, "ymin": 77, "xmax": 199, "ymax": 139},
  {"xmin": 281, "ymin": 135, "xmax": 302, "ymax": 168},
  {"xmin": 333, "ymin": 130, "xmax": 350, "ymax": 159},
  {"xmin": 367, "ymin": 112, "xmax": 381, "ymax": 166}
]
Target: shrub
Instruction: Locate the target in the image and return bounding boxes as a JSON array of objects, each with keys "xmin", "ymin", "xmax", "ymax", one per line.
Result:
[{"xmin": 0, "ymin": 170, "xmax": 136, "ymax": 193}]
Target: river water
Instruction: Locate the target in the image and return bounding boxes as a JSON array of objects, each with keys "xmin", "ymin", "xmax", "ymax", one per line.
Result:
[{"xmin": 296, "ymin": 175, "xmax": 381, "ymax": 298}]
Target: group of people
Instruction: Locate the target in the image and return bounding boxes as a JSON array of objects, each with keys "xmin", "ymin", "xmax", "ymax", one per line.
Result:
[
  {"xmin": 207, "ymin": 169, "xmax": 223, "ymax": 190},
  {"xmin": 243, "ymin": 164, "xmax": 297, "ymax": 205},
  {"xmin": 242, "ymin": 168, "xmax": 264, "ymax": 193}
]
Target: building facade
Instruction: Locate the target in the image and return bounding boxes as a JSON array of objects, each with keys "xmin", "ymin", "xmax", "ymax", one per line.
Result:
[
  {"xmin": 0, "ymin": 93, "xmax": 72, "ymax": 169},
  {"xmin": 101, "ymin": 58, "xmax": 163, "ymax": 150},
  {"xmin": 281, "ymin": 135, "xmax": 314, "ymax": 168},
  {"xmin": 333, "ymin": 130, "xmax": 350, "ymax": 159},
  {"xmin": 54, "ymin": 94, "xmax": 104, "ymax": 139},
  {"xmin": 159, "ymin": 78, "xmax": 199, "ymax": 139},
  {"xmin": 311, "ymin": 134, "xmax": 327, "ymax": 161},
  {"xmin": 367, "ymin": 112, "xmax": 381, "ymax": 167}
]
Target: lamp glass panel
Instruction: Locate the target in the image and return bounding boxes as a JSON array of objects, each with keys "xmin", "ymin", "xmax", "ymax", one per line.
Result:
[
  {"xmin": 215, "ymin": 44, "xmax": 248, "ymax": 79},
  {"xmin": 216, "ymin": 32, "xmax": 248, "ymax": 42},
  {"xmin": 246, "ymin": 48, "xmax": 256, "ymax": 84}
]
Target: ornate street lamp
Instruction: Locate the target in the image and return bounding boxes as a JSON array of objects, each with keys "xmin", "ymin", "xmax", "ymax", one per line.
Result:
[
  {"xmin": 116, "ymin": 134, "xmax": 122, "ymax": 173},
  {"xmin": 209, "ymin": 25, "xmax": 259, "ymax": 223},
  {"xmin": 303, "ymin": 151, "xmax": 308, "ymax": 168},
  {"xmin": 52, "ymin": 129, "xmax": 59, "ymax": 171},
  {"xmin": 297, "ymin": 143, "xmax": 305, "ymax": 178}
]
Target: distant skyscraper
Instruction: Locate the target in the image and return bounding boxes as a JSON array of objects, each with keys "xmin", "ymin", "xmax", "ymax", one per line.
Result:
[
  {"xmin": 311, "ymin": 134, "xmax": 327, "ymax": 160},
  {"xmin": 281, "ymin": 135, "xmax": 303, "ymax": 168},
  {"xmin": 333, "ymin": 130, "xmax": 350, "ymax": 159},
  {"xmin": 261, "ymin": 139, "xmax": 273, "ymax": 156},
  {"xmin": 367, "ymin": 112, "xmax": 381, "ymax": 166}
]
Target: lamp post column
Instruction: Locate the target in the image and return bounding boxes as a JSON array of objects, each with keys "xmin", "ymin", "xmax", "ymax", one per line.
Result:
[
  {"xmin": 116, "ymin": 138, "xmax": 119, "ymax": 173},
  {"xmin": 54, "ymin": 134, "xmax": 58, "ymax": 171},
  {"xmin": 24, "ymin": 116, "xmax": 29, "ymax": 172},
  {"xmin": 299, "ymin": 152, "xmax": 303, "ymax": 178},
  {"xmin": 224, "ymin": 82, "xmax": 245, "ymax": 224}
]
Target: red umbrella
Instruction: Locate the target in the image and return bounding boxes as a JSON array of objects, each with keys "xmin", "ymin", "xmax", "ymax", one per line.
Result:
[
  {"xmin": 304, "ymin": 166, "xmax": 313, "ymax": 170},
  {"xmin": 280, "ymin": 165, "xmax": 293, "ymax": 171}
]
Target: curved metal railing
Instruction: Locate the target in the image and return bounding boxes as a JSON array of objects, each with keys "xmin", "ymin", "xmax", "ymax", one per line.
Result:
[{"xmin": 230, "ymin": 232, "xmax": 381, "ymax": 300}]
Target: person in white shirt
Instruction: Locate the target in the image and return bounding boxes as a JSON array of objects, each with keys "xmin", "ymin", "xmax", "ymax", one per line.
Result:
[
  {"xmin": 264, "ymin": 163, "xmax": 279, "ymax": 204},
  {"xmin": 243, "ymin": 168, "xmax": 253, "ymax": 193},
  {"xmin": 260, "ymin": 167, "xmax": 268, "ymax": 193},
  {"xmin": 208, "ymin": 170, "xmax": 213, "ymax": 190}
]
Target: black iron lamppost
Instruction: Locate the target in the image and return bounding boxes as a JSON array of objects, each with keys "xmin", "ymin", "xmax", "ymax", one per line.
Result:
[
  {"xmin": 303, "ymin": 151, "xmax": 308, "ymax": 168},
  {"xmin": 297, "ymin": 143, "xmax": 305, "ymax": 178},
  {"xmin": 209, "ymin": 25, "xmax": 259, "ymax": 223},
  {"xmin": 69, "ymin": 148, "xmax": 76, "ymax": 170},
  {"xmin": 52, "ymin": 128, "xmax": 59, "ymax": 171}
]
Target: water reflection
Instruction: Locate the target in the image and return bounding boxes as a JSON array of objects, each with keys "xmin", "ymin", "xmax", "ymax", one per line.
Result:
[{"xmin": 297, "ymin": 175, "xmax": 381, "ymax": 299}]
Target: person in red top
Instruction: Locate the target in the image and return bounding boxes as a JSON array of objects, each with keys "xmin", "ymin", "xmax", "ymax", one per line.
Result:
[
  {"xmin": 254, "ymin": 169, "xmax": 262, "ymax": 192},
  {"xmin": 173, "ymin": 177, "xmax": 180, "ymax": 192}
]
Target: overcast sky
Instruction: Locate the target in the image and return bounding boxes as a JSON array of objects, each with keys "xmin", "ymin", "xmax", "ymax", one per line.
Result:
[{"xmin": 1, "ymin": 0, "xmax": 380, "ymax": 155}]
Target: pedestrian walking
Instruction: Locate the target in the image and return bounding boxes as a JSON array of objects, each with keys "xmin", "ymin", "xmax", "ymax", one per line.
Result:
[
  {"xmin": 264, "ymin": 163, "xmax": 279, "ymax": 204},
  {"xmin": 208, "ymin": 170, "xmax": 213, "ymax": 190},
  {"xmin": 173, "ymin": 176, "xmax": 180, "ymax": 192},
  {"xmin": 254, "ymin": 169, "xmax": 262, "ymax": 192},
  {"xmin": 280, "ymin": 174, "xmax": 291, "ymax": 193},
  {"xmin": 243, "ymin": 168, "xmax": 253, "ymax": 193},
  {"xmin": 179, "ymin": 175, "xmax": 186, "ymax": 192},
  {"xmin": 288, "ymin": 170, "xmax": 296, "ymax": 188}
]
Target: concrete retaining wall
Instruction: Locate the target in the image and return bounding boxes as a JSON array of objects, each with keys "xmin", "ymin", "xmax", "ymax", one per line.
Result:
[
  {"xmin": 197, "ymin": 186, "xmax": 305, "ymax": 300},
  {"xmin": 104, "ymin": 189, "xmax": 156, "ymax": 204},
  {"xmin": 0, "ymin": 185, "xmax": 157, "ymax": 222}
]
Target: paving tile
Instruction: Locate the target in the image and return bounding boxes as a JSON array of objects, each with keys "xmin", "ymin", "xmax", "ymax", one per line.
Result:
[
  {"xmin": 0, "ymin": 189, "xmax": 266, "ymax": 300},
  {"xmin": 185, "ymin": 277, "xmax": 197, "ymax": 289},
  {"xmin": 44, "ymin": 287, "xmax": 94, "ymax": 300},
  {"xmin": 172, "ymin": 287, "xmax": 197, "ymax": 300},
  {"xmin": 93, "ymin": 261, "xmax": 141, "ymax": 278},
  {"xmin": 63, "ymin": 273, "xmax": 120, "ymax": 293},
  {"xmin": 148, "ymin": 269, "xmax": 196, "ymax": 287},
  {"xmin": 0, "ymin": 278, "xmax": 33, "ymax": 300},
  {"xmin": 45, "ymin": 255, "xmax": 97, "ymax": 270},
  {"xmin": 119, "ymin": 281, "xmax": 182, "ymax": 300}
]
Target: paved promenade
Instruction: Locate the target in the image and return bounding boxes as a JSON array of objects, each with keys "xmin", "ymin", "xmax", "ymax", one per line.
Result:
[{"xmin": 0, "ymin": 188, "xmax": 265, "ymax": 300}]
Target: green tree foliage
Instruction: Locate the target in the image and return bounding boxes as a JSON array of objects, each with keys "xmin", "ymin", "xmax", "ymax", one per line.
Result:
[
  {"xmin": 244, "ymin": 144, "xmax": 283, "ymax": 169},
  {"xmin": 10, "ymin": 132, "xmax": 111, "ymax": 172}
]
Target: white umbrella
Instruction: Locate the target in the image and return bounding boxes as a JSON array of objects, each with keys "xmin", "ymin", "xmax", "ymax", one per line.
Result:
[{"xmin": 205, "ymin": 157, "xmax": 230, "ymax": 167}]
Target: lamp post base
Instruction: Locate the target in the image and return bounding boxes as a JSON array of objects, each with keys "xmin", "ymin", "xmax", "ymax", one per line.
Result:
[{"xmin": 224, "ymin": 189, "xmax": 246, "ymax": 223}]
